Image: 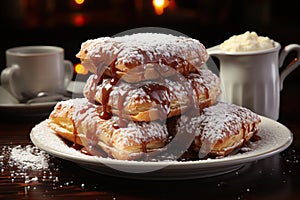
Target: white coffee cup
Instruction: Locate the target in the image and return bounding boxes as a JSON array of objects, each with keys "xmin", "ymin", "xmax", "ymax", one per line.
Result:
[
  {"xmin": 208, "ymin": 42, "xmax": 300, "ymax": 120},
  {"xmin": 1, "ymin": 46, "xmax": 74, "ymax": 102}
]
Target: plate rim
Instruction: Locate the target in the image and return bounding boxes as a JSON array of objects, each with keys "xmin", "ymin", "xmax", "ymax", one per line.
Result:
[{"xmin": 30, "ymin": 116, "xmax": 293, "ymax": 177}]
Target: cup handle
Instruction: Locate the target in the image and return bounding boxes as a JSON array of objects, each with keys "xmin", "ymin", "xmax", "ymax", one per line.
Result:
[
  {"xmin": 63, "ymin": 60, "xmax": 74, "ymax": 88},
  {"xmin": 0, "ymin": 64, "xmax": 23, "ymax": 100},
  {"xmin": 279, "ymin": 44, "xmax": 300, "ymax": 90}
]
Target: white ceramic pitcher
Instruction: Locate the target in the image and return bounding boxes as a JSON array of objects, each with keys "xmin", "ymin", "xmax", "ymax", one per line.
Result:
[{"xmin": 208, "ymin": 42, "xmax": 300, "ymax": 120}]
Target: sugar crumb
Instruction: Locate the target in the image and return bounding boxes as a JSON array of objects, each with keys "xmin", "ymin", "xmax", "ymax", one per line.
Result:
[{"xmin": 9, "ymin": 145, "xmax": 49, "ymax": 170}]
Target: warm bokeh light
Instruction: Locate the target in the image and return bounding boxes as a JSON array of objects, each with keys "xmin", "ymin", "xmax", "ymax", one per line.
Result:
[
  {"xmin": 74, "ymin": 0, "xmax": 85, "ymax": 5},
  {"xmin": 152, "ymin": 0, "xmax": 169, "ymax": 15},
  {"xmin": 73, "ymin": 14, "xmax": 86, "ymax": 26},
  {"xmin": 74, "ymin": 63, "xmax": 89, "ymax": 75},
  {"xmin": 153, "ymin": 0, "xmax": 165, "ymax": 7}
]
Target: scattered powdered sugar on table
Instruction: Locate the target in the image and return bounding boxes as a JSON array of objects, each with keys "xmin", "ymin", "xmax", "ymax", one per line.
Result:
[
  {"xmin": 1, "ymin": 143, "xmax": 85, "ymax": 195},
  {"xmin": 9, "ymin": 145, "xmax": 49, "ymax": 170}
]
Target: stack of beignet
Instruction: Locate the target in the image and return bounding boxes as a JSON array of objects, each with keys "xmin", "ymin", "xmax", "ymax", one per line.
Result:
[{"xmin": 47, "ymin": 33, "xmax": 261, "ymax": 161}]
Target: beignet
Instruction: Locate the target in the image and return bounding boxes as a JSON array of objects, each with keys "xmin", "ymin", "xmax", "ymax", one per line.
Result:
[
  {"xmin": 47, "ymin": 98, "xmax": 170, "ymax": 160},
  {"xmin": 47, "ymin": 99, "xmax": 261, "ymax": 161},
  {"xmin": 76, "ymin": 33, "xmax": 209, "ymax": 83},
  {"xmin": 83, "ymin": 69, "xmax": 221, "ymax": 122},
  {"xmin": 172, "ymin": 101, "xmax": 261, "ymax": 159}
]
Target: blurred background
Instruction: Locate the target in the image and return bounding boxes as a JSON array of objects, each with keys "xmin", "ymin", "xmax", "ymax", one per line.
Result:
[
  {"xmin": 0, "ymin": 0, "xmax": 299, "ymax": 76},
  {"xmin": 0, "ymin": 0, "xmax": 299, "ymax": 126}
]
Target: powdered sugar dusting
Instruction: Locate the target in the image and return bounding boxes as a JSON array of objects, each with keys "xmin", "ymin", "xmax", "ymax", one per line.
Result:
[
  {"xmin": 175, "ymin": 101, "xmax": 261, "ymax": 157},
  {"xmin": 116, "ymin": 121, "xmax": 168, "ymax": 147},
  {"xmin": 30, "ymin": 115, "xmax": 292, "ymax": 165},
  {"xmin": 194, "ymin": 102, "xmax": 260, "ymax": 141},
  {"xmin": 84, "ymin": 69, "xmax": 221, "ymax": 112},
  {"xmin": 32, "ymin": 120, "xmax": 87, "ymax": 157},
  {"xmin": 78, "ymin": 33, "xmax": 208, "ymax": 68},
  {"xmin": 54, "ymin": 98, "xmax": 169, "ymax": 149}
]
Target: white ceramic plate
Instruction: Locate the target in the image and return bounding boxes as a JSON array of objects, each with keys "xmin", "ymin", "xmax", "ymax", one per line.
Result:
[{"xmin": 30, "ymin": 116, "xmax": 293, "ymax": 180}]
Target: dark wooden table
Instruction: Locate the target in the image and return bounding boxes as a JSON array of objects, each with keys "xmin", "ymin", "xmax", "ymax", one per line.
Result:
[{"xmin": 0, "ymin": 71, "xmax": 299, "ymax": 200}]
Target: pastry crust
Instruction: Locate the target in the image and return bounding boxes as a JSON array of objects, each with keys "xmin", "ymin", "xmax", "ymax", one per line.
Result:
[
  {"xmin": 47, "ymin": 98, "xmax": 170, "ymax": 160},
  {"xmin": 83, "ymin": 69, "xmax": 221, "ymax": 122},
  {"xmin": 48, "ymin": 99, "xmax": 261, "ymax": 161},
  {"xmin": 76, "ymin": 33, "xmax": 209, "ymax": 82},
  {"xmin": 46, "ymin": 33, "xmax": 262, "ymax": 161},
  {"xmin": 172, "ymin": 101, "xmax": 261, "ymax": 158}
]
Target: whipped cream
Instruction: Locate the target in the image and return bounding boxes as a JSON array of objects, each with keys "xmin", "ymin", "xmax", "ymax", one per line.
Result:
[{"xmin": 220, "ymin": 31, "xmax": 274, "ymax": 52}]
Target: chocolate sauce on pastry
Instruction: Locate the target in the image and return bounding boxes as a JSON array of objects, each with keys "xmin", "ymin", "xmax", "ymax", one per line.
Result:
[
  {"xmin": 83, "ymin": 68, "xmax": 221, "ymax": 122},
  {"xmin": 48, "ymin": 98, "xmax": 170, "ymax": 160},
  {"xmin": 45, "ymin": 33, "xmax": 263, "ymax": 161},
  {"xmin": 140, "ymin": 83, "xmax": 171, "ymax": 117},
  {"xmin": 100, "ymin": 77, "xmax": 119, "ymax": 120}
]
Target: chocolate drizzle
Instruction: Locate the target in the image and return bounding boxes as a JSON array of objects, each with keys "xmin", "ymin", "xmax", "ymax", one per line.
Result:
[
  {"xmin": 82, "ymin": 46, "xmax": 219, "ymax": 158},
  {"xmin": 48, "ymin": 32, "xmax": 266, "ymax": 161},
  {"xmin": 84, "ymin": 67, "xmax": 220, "ymax": 127},
  {"xmin": 114, "ymin": 89, "xmax": 129, "ymax": 129},
  {"xmin": 100, "ymin": 80, "xmax": 172, "ymax": 128},
  {"xmin": 100, "ymin": 77, "xmax": 118, "ymax": 119},
  {"xmin": 99, "ymin": 61, "xmax": 119, "ymax": 120},
  {"xmin": 141, "ymin": 83, "xmax": 171, "ymax": 117},
  {"xmin": 97, "ymin": 69, "xmax": 130, "ymax": 128},
  {"xmin": 96, "ymin": 60, "xmax": 174, "ymax": 127}
]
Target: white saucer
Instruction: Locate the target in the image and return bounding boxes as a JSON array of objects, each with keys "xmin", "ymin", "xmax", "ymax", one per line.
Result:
[
  {"xmin": 30, "ymin": 116, "xmax": 293, "ymax": 180},
  {"xmin": 0, "ymin": 81, "xmax": 85, "ymax": 119}
]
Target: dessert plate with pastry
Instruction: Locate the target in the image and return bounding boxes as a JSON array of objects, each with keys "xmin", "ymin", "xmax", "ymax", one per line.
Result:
[
  {"xmin": 30, "ymin": 32, "xmax": 293, "ymax": 180},
  {"xmin": 30, "ymin": 99, "xmax": 293, "ymax": 180}
]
